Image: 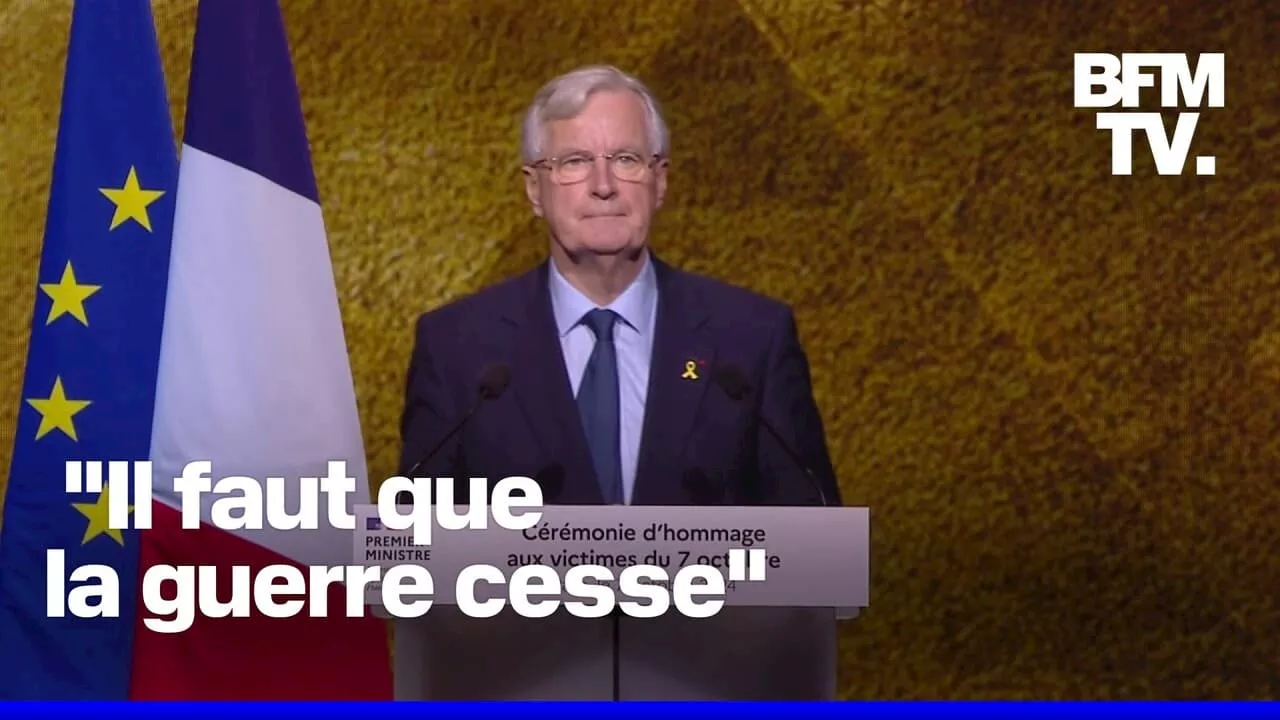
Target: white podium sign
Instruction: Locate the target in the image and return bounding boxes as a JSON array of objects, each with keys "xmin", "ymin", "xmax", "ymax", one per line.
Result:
[{"xmin": 352, "ymin": 504, "xmax": 868, "ymax": 619}]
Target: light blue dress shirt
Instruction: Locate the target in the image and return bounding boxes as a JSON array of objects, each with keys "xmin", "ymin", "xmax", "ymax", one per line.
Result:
[{"xmin": 548, "ymin": 253, "xmax": 658, "ymax": 505}]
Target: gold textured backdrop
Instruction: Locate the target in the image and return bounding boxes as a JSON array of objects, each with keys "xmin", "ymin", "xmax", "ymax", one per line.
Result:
[{"xmin": 2, "ymin": 0, "xmax": 1279, "ymax": 700}]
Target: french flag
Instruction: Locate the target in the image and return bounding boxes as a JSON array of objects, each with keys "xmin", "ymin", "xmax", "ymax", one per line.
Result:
[{"xmin": 132, "ymin": 0, "xmax": 391, "ymax": 699}]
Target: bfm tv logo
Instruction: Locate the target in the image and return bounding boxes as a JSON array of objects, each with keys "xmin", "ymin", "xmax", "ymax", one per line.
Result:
[{"xmin": 1074, "ymin": 53, "xmax": 1224, "ymax": 176}]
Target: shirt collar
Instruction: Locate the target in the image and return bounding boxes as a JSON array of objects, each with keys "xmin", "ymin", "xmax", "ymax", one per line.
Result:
[{"xmin": 548, "ymin": 252, "xmax": 657, "ymax": 338}]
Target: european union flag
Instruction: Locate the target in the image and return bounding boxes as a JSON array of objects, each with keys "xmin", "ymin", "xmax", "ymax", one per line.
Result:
[{"xmin": 0, "ymin": 0, "xmax": 177, "ymax": 699}]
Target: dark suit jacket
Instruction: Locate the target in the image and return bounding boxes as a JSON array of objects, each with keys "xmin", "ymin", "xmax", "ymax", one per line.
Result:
[{"xmin": 398, "ymin": 256, "xmax": 841, "ymax": 506}]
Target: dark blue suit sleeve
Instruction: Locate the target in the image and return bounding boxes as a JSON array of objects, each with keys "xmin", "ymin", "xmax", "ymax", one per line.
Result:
[
  {"xmin": 399, "ymin": 314, "xmax": 463, "ymax": 479},
  {"xmin": 757, "ymin": 308, "xmax": 842, "ymax": 506}
]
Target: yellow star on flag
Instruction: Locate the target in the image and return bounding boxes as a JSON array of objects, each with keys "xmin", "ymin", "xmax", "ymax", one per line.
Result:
[
  {"xmin": 73, "ymin": 484, "xmax": 132, "ymax": 545},
  {"xmin": 99, "ymin": 166, "xmax": 165, "ymax": 231},
  {"xmin": 26, "ymin": 377, "xmax": 92, "ymax": 441},
  {"xmin": 40, "ymin": 261, "xmax": 101, "ymax": 326}
]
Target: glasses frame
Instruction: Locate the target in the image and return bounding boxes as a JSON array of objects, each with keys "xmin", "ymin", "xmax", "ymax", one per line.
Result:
[{"xmin": 527, "ymin": 152, "xmax": 665, "ymax": 185}]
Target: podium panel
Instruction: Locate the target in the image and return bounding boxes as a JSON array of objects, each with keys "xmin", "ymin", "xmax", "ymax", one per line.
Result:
[
  {"xmin": 388, "ymin": 607, "xmax": 613, "ymax": 700},
  {"xmin": 359, "ymin": 503, "xmax": 869, "ymax": 701},
  {"xmin": 618, "ymin": 608, "xmax": 836, "ymax": 700}
]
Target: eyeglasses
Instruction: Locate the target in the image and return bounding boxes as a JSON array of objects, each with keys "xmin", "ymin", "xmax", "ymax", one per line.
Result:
[{"xmin": 529, "ymin": 152, "xmax": 662, "ymax": 185}]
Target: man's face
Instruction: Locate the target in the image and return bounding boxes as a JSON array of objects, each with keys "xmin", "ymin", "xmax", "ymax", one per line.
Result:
[{"xmin": 525, "ymin": 89, "xmax": 668, "ymax": 260}]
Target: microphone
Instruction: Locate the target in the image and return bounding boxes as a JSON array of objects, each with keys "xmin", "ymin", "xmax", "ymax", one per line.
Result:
[
  {"xmin": 397, "ymin": 363, "xmax": 512, "ymax": 504},
  {"xmin": 713, "ymin": 363, "xmax": 832, "ymax": 507},
  {"xmin": 681, "ymin": 468, "xmax": 723, "ymax": 505},
  {"xmin": 533, "ymin": 462, "xmax": 565, "ymax": 504}
]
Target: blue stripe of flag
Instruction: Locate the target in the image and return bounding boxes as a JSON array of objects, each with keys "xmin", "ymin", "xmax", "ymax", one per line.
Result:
[
  {"xmin": 183, "ymin": 0, "xmax": 319, "ymax": 203},
  {"xmin": 0, "ymin": 0, "xmax": 177, "ymax": 700}
]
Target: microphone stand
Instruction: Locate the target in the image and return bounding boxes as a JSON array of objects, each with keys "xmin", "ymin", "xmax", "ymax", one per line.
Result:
[
  {"xmin": 402, "ymin": 400, "xmax": 482, "ymax": 480},
  {"xmin": 757, "ymin": 418, "xmax": 830, "ymax": 507},
  {"xmin": 400, "ymin": 363, "xmax": 510, "ymax": 483},
  {"xmin": 712, "ymin": 365, "xmax": 832, "ymax": 507}
]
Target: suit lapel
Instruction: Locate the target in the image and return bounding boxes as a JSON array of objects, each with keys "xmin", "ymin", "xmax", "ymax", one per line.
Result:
[
  {"xmin": 633, "ymin": 259, "xmax": 714, "ymax": 502},
  {"xmin": 502, "ymin": 263, "xmax": 603, "ymax": 504}
]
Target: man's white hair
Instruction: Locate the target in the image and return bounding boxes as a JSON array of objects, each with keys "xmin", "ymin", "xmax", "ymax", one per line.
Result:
[{"xmin": 520, "ymin": 65, "xmax": 670, "ymax": 163}]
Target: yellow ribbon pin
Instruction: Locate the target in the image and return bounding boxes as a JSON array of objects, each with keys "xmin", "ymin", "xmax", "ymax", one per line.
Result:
[{"xmin": 682, "ymin": 361, "xmax": 699, "ymax": 380}]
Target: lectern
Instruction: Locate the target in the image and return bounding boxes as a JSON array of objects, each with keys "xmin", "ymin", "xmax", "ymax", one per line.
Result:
[{"xmin": 355, "ymin": 504, "xmax": 869, "ymax": 701}]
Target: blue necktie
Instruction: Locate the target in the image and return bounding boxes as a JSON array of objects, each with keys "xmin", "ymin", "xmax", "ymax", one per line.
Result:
[{"xmin": 576, "ymin": 309, "xmax": 623, "ymax": 504}]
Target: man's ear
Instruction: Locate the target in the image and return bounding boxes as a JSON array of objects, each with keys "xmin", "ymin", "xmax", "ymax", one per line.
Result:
[
  {"xmin": 653, "ymin": 158, "xmax": 669, "ymax": 209},
  {"xmin": 523, "ymin": 167, "xmax": 544, "ymax": 218}
]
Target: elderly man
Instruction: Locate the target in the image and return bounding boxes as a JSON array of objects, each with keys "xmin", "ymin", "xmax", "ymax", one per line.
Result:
[{"xmin": 399, "ymin": 65, "xmax": 839, "ymax": 507}]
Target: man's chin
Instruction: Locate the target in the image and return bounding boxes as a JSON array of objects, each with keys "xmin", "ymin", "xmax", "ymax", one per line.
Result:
[
  {"xmin": 591, "ymin": 244, "xmax": 649, "ymax": 261},
  {"xmin": 588, "ymin": 245, "xmax": 631, "ymax": 257},
  {"xmin": 552, "ymin": 232, "xmax": 647, "ymax": 263},
  {"xmin": 577, "ymin": 238, "xmax": 643, "ymax": 258}
]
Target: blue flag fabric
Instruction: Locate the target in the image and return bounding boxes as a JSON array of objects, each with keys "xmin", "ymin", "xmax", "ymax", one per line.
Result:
[{"xmin": 0, "ymin": 0, "xmax": 177, "ymax": 699}]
